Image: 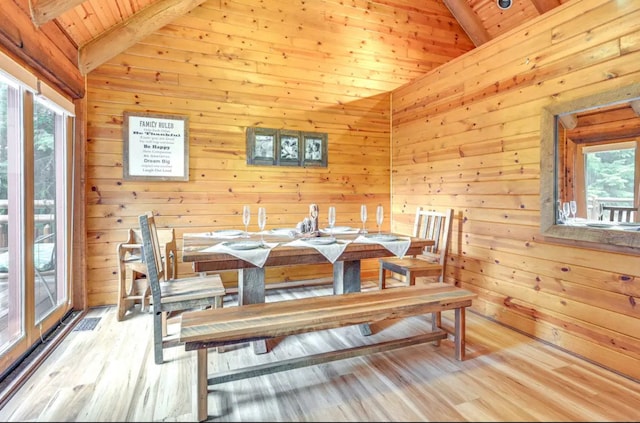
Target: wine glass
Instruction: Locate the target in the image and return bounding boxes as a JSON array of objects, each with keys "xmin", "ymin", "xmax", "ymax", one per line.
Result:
[
  {"xmin": 258, "ymin": 207, "xmax": 267, "ymax": 244},
  {"xmin": 562, "ymin": 202, "xmax": 570, "ymax": 224},
  {"xmin": 327, "ymin": 206, "xmax": 336, "ymax": 236},
  {"xmin": 570, "ymin": 200, "xmax": 577, "ymax": 221},
  {"xmin": 376, "ymin": 205, "xmax": 384, "ymax": 234},
  {"xmin": 360, "ymin": 204, "xmax": 368, "ymax": 234},
  {"xmin": 242, "ymin": 205, "xmax": 251, "ymax": 238},
  {"xmin": 596, "ymin": 202, "xmax": 604, "ymax": 221}
]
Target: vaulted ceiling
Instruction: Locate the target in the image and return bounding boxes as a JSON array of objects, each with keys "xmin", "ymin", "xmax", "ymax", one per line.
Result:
[{"xmin": 29, "ymin": 0, "xmax": 568, "ymax": 75}]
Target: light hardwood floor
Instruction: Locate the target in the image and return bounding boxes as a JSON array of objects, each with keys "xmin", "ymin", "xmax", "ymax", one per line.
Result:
[{"xmin": 0, "ymin": 281, "xmax": 638, "ymax": 422}]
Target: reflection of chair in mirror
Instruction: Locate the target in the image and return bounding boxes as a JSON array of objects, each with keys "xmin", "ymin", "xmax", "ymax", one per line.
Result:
[
  {"xmin": 379, "ymin": 207, "xmax": 453, "ymax": 288},
  {"xmin": 116, "ymin": 227, "xmax": 178, "ymax": 321},
  {"xmin": 138, "ymin": 212, "xmax": 225, "ymax": 364},
  {"xmin": 602, "ymin": 206, "xmax": 637, "ymax": 222}
]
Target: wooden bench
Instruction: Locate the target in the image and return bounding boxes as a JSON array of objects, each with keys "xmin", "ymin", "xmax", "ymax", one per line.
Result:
[{"xmin": 179, "ymin": 284, "xmax": 476, "ymax": 421}]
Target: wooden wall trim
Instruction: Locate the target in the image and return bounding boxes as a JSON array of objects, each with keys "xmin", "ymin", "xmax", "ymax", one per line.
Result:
[{"xmin": 0, "ymin": 0, "xmax": 84, "ymax": 98}]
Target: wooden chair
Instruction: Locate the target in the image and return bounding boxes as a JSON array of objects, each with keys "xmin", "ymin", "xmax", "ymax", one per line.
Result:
[
  {"xmin": 602, "ymin": 205, "xmax": 637, "ymax": 222},
  {"xmin": 379, "ymin": 207, "xmax": 453, "ymax": 288},
  {"xmin": 116, "ymin": 227, "xmax": 178, "ymax": 321},
  {"xmin": 138, "ymin": 212, "xmax": 226, "ymax": 365}
]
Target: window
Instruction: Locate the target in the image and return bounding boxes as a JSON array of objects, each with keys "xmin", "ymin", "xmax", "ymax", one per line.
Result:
[
  {"xmin": 584, "ymin": 142, "xmax": 636, "ymax": 219},
  {"xmin": 0, "ymin": 51, "xmax": 74, "ymax": 375}
]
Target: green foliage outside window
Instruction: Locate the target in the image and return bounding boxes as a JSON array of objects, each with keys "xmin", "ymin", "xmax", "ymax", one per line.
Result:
[{"xmin": 585, "ymin": 147, "xmax": 635, "ymax": 206}]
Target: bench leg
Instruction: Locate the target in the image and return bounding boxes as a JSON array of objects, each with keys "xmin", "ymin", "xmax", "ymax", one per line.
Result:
[
  {"xmin": 196, "ymin": 348, "xmax": 208, "ymax": 422},
  {"xmin": 454, "ymin": 307, "xmax": 466, "ymax": 360},
  {"xmin": 431, "ymin": 311, "xmax": 442, "ymax": 347}
]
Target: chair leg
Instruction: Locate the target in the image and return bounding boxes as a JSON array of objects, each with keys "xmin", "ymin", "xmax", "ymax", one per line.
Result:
[
  {"xmin": 215, "ymin": 295, "xmax": 225, "ymax": 353},
  {"xmin": 379, "ymin": 264, "xmax": 386, "ymax": 289},
  {"xmin": 117, "ymin": 267, "xmax": 135, "ymax": 321},
  {"xmin": 153, "ymin": 309, "xmax": 164, "ymax": 365},
  {"xmin": 161, "ymin": 310, "xmax": 168, "ymax": 337},
  {"xmin": 407, "ymin": 270, "xmax": 415, "ymax": 286}
]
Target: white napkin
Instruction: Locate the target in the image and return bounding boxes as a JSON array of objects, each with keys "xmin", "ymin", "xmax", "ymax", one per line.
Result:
[
  {"xmin": 200, "ymin": 241, "xmax": 278, "ymax": 268},
  {"xmin": 285, "ymin": 238, "xmax": 352, "ymax": 263},
  {"xmin": 354, "ymin": 235, "xmax": 411, "ymax": 258}
]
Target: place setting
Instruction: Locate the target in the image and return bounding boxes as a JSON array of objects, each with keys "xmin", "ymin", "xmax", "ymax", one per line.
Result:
[
  {"xmin": 285, "ymin": 206, "xmax": 353, "ymax": 263},
  {"xmin": 190, "ymin": 229, "xmax": 245, "ymax": 239},
  {"xmin": 353, "ymin": 205, "xmax": 411, "ymax": 258},
  {"xmin": 199, "ymin": 206, "xmax": 278, "ymax": 267}
]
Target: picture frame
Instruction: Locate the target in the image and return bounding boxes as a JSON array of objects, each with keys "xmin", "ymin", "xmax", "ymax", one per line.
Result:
[
  {"xmin": 246, "ymin": 127, "xmax": 328, "ymax": 167},
  {"xmin": 246, "ymin": 127, "xmax": 277, "ymax": 165},
  {"xmin": 302, "ymin": 131, "xmax": 328, "ymax": 167},
  {"xmin": 123, "ymin": 111, "xmax": 189, "ymax": 181},
  {"xmin": 276, "ymin": 130, "xmax": 302, "ymax": 166}
]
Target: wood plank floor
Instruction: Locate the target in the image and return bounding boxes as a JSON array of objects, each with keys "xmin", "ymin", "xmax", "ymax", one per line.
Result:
[{"xmin": 0, "ymin": 281, "xmax": 638, "ymax": 422}]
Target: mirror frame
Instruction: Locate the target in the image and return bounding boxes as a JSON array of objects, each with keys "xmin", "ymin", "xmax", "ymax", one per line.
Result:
[{"xmin": 540, "ymin": 82, "xmax": 640, "ymax": 250}]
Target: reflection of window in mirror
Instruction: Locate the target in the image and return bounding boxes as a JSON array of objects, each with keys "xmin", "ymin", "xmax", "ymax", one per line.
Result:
[{"xmin": 556, "ymin": 100, "xmax": 640, "ymax": 224}]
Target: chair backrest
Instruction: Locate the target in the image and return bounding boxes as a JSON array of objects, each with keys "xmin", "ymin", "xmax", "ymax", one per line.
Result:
[
  {"xmin": 126, "ymin": 225, "xmax": 177, "ymax": 279},
  {"xmin": 138, "ymin": 212, "xmax": 165, "ymax": 306},
  {"xmin": 602, "ymin": 206, "xmax": 637, "ymax": 222},
  {"xmin": 132, "ymin": 227, "xmax": 176, "ymax": 248},
  {"xmin": 412, "ymin": 207, "xmax": 453, "ymax": 266}
]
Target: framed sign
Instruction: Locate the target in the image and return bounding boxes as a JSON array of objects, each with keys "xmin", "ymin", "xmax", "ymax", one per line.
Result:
[
  {"xmin": 302, "ymin": 131, "xmax": 328, "ymax": 167},
  {"xmin": 123, "ymin": 111, "xmax": 189, "ymax": 181}
]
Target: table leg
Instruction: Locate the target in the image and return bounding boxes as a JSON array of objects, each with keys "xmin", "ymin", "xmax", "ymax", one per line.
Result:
[
  {"xmin": 333, "ymin": 260, "xmax": 371, "ymax": 336},
  {"xmin": 238, "ymin": 267, "xmax": 267, "ymax": 354}
]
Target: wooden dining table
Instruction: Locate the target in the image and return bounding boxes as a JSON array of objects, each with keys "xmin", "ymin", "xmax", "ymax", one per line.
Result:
[{"xmin": 182, "ymin": 230, "xmax": 434, "ymax": 353}]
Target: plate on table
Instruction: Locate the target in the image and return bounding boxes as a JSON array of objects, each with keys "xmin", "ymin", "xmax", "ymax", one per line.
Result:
[
  {"xmin": 365, "ymin": 233, "xmax": 398, "ymax": 242},
  {"xmin": 213, "ymin": 229, "xmax": 244, "ymax": 237},
  {"xmin": 304, "ymin": 237, "xmax": 337, "ymax": 246},
  {"xmin": 330, "ymin": 226, "xmax": 353, "ymax": 233},
  {"xmin": 616, "ymin": 222, "xmax": 640, "ymax": 227},
  {"xmin": 222, "ymin": 240, "xmax": 262, "ymax": 250},
  {"xmin": 585, "ymin": 223, "xmax": 613, "ymax": 228},
  {"xmin": 270, "ymin": 228, "xmax": 296, "ymax": 236}
]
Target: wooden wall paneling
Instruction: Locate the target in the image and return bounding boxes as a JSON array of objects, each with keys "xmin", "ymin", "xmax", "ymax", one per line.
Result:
[
  {"xmin": 82, "ymin": 0, "xmax": 471, "ymax": 303},
  {"xmin": 390, "ymin": 0, "xmax": 640, "ymax": 379}
]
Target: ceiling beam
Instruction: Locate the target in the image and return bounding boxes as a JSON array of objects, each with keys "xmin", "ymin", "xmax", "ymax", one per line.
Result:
[
  {"xmin": 29, "ymin": 0, "xmax": 86, "ymax": 26},
  {"xmin": 78, "ymin": 0, "xmax": 207, "ymax": 75},
  {"xmin": 1, "ymin": 0, "xmax": 84, "ymax": 98},
  {"xmin": 530, "ymin": 0, "xmax": 562, "ymax": 14},
  {"xmin": 442, "ymin": 0, "xmax": 491, "ymax": 47}
]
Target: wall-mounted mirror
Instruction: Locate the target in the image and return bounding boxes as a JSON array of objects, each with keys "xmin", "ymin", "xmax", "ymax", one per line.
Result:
[{"xmin": 540, "ymin": 83, "xmax": 640, "ymax": 249}]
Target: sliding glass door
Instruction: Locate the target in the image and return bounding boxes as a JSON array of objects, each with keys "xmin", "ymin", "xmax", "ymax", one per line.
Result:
[{"xmin": 0, "ymin": 68, "xmax": 74, "ymax": 374}]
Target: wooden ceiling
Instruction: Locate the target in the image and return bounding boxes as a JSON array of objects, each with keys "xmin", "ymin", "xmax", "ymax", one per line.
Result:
[{"xmin": 29, "ymin": 0, "xmax": 568, "ymax": 75}]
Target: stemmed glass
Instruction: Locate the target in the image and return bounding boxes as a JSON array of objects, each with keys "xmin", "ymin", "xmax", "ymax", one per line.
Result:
[
  {"xmin": 596, "ymin": 202, "xmax": 604, "ymax": 221},
  {"xmin": 327, "ymin": 206, "xmax": 336, "ymax": 236},
  {"xmin": 376, "ymin": 205, "xmax": 384, "ymax": 234},
  {"xmin": 242, "ymin": 205, "xmax": 251, "ymax": 238},
  {"xmin": 570, "ymin": 200, "xmax": 577, "ymax": 221},
  {"xmin": 562, "ymin": 202, "xmax": 570, "ymax": 224},
  {"xmin": 258, "ymin": 207, "xmax": 267, "ymax": 244},
  {"xmin": 360, "ymin": 204, "xmax": 368, "ymax": 234}
]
